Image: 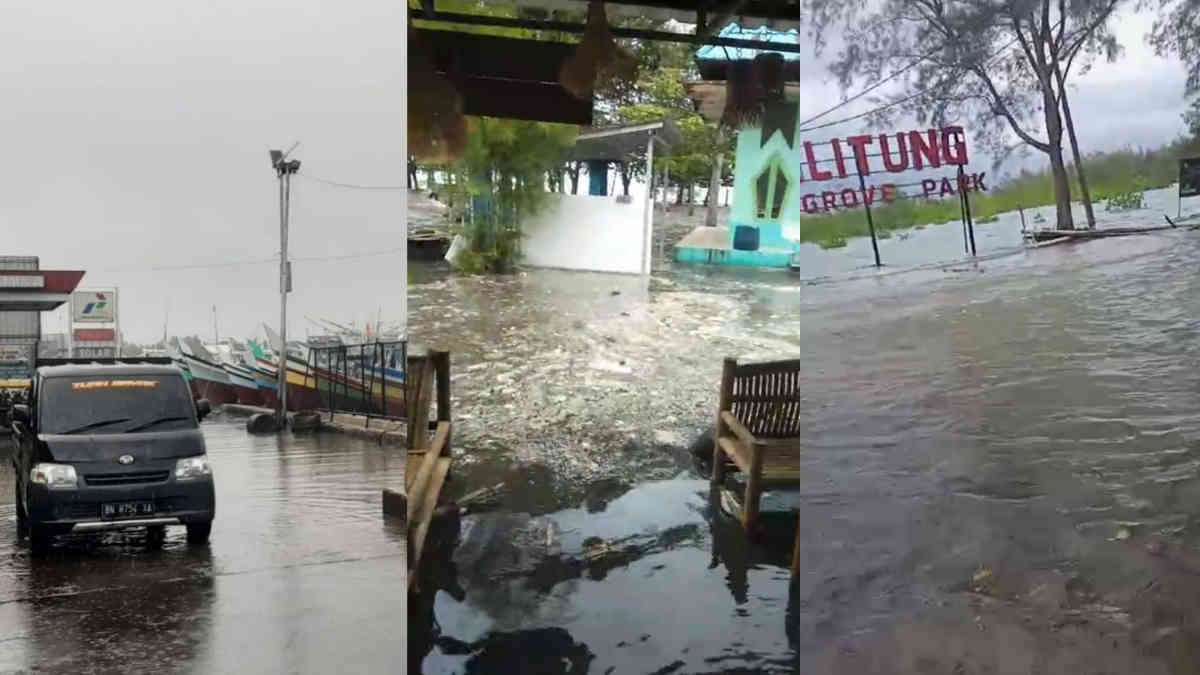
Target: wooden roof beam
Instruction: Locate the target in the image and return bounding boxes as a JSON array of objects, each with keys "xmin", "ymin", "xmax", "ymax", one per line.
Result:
[{"xmin": 414, "ymin": 10, "xmax": 800, "ymax": 53}]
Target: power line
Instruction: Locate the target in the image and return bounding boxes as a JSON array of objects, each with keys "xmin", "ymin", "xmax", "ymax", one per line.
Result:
[
  {"xmin": 297, "ymin": 172, "xmax": 407, "ymax": 191},
  {"xmin": 89, "ymin": 247, "xmax": 406, "ymax": 273},
  {"xmin": 797, "ymin": 34, "xmax": 1024, "ymax": 135},
  {"xmin": 797, "ymin": 44, "xmax": 946, "ymax": 128}
]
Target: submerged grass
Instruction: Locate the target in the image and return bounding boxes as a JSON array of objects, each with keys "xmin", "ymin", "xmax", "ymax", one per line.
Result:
[{"xmin": 800, "ymin": 137, "xmax": 1200, "ymax": 247}]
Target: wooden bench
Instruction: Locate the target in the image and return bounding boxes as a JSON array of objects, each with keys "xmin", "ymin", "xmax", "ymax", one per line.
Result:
[{"xmin": 711, "ymin": 357, "xmax": 801, "ymax": 533}]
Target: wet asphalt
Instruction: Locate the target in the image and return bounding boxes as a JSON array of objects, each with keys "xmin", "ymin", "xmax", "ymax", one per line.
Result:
[{"xmin": 0, "ymin": 413, "xmax": 404, "ymax": 674}]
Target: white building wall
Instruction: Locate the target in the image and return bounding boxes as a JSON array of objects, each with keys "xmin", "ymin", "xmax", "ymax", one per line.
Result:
[{"xmin": 522, "ymin": 183, "xmax": 650, "ymax": 275}]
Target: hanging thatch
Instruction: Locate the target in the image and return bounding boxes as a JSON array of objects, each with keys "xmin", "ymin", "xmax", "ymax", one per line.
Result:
[
  {"xmin": 559, "ymin": 0, "xmax": 638, "ymax": 100},
  {"xmin": 720, "ymin": 52, "xmax": 787, "ymax": 129},
  {"xmin": 409, "ymin": 30, "xmax": 468, "ymax": 163}
]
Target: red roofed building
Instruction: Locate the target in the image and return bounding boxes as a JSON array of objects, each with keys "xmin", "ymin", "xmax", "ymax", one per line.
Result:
[{"xmin": 0, "ymin": 257, "xmax": 85, "ymax": 381}]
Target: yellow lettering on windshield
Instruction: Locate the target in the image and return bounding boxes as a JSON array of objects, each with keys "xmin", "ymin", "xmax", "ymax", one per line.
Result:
[{"xmin": 71, "ymin": 380, "xmax": 159, "ymax": 390}]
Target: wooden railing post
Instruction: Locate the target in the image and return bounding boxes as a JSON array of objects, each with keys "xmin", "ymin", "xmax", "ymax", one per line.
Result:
[
  {"xmin": 431, "ymin": 349, "xmax": 451, "ymax": 455},
  {"xmin": 406, "ymin": 354, "xmax": 432, "ymax": 453}
]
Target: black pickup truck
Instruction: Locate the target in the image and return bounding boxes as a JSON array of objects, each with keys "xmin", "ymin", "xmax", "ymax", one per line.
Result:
[{"xmin": 10, "ymin": 361, "xmax": 215, "ymax": 552}]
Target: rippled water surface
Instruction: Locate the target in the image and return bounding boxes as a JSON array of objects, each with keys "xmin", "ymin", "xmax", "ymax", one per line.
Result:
[
  {"xmin": 800, "ymin": 230, "xmax": 1200, "ymax": 672},
  {"xmin": 0, "ymin": 415, "xmax": 404, "ymax": 673}
]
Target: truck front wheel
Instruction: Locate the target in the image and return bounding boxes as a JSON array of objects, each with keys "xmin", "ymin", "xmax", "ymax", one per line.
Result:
[{"xmin": 186, "ymin": 521, "xmax": 212, "ymax": 545}]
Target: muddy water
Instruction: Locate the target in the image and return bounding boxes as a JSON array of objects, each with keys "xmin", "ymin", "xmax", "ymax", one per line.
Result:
[
  {"xmin": 0, "ymin": 414, "xmax": 404, "ymax": 673},
  {"xmin": 794, "ymin": 185, "xmax": 1195, "ymax": 280},
  {"xmin": 799, "ymin": 231, "xmax": 1200, "ymax": 672},
  {"xmin": 409, "ymin": 263, "xmax": 803, "ymax": 673}
]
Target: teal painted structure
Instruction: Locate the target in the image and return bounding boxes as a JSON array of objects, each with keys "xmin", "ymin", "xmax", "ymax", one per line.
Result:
[
  {"xmin": 587, "ymin": 160, "xmax": 608, "ymax": 196},
  {"xmin": 675, "ymin": 89, "xmax": 801, "ymax": 269},
  {"xmin": 677, "ymin": 25, "xmax": 801, "ymax": 269}
]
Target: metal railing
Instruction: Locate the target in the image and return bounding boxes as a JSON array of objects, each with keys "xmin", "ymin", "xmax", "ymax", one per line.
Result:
[{"xmin": 307, "ymin": 341, "xmax": 407, "ymax": 421}]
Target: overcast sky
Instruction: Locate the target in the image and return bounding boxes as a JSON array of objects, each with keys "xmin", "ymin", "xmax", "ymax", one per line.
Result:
[
  {"xmin": 1, "ymin": 4, "xmax": 1188, "ymax": 344},
  {"xmin": 792, "ymin": 7, "xmax": 1190, "ymax": 178},
  {"xmin": 1, "ymin": 1, "xmax": 402, "ymax": 344}
]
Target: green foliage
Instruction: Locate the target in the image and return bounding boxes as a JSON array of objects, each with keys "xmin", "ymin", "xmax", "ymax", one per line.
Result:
[
  {"xmin": 599, "ymin": 31, "xmax": 734, "ymax": 200},
  {"xmin": 1104, "ymin": 189, "xmax": 1145, "ymax": 211},
  {"xmin": 439, "ymin": 117, "xmax": 578, "ymax": 273},
  {"xmin": 818, "ymin": 234, "xmax": 848, "ymax": 249},
  {"xmin": 1185, "ymin": 97, "xmax": 1200, "ymax": 138},
  {"xmin": 800, "ymin": 136, "xmax": 1200, "ymax": 244}
]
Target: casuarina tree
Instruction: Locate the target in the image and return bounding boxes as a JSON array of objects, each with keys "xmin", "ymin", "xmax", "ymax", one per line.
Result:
[{"xmin": 804, "ymin": 0, "xmax": 1123, "ymax": 230}]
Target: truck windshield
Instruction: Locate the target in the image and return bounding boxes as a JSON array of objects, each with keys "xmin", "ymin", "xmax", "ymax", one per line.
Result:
[{"xmin": 40, "ymin": 375, "xmax": 196, "ymax": 435}]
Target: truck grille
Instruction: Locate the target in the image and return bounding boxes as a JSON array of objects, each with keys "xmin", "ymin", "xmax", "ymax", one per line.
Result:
[{"xmin": 83, "ymin": 470, "xmax": 170, "ymax": 486}]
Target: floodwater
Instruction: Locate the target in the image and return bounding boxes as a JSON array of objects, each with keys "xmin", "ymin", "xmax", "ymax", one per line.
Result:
[
  {"xmin": 413, "ymin": 213, "xmax": 1200, "ymax": 672},
  {"xmin": 794, "ymin": 185, "xmax": 1199, "ymax": 280},
  {"xmin": 0, "ymin": 414, "xmax": 405, "ymax": 673},
  {"xmin": 800, "ymin": 229, "xmax": 1200, "ymax": 672},
  {"xmin": 409, "ymin": 262, "xmax": 801, "ymax": 673}
]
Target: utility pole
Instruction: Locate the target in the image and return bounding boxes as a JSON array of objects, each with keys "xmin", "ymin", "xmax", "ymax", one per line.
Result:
[{"xmin": 270, "ymin": 148, "xmax": 301, "ymax": 425}]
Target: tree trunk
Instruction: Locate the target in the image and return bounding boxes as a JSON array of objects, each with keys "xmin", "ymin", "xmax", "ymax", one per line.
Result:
[
  {"xmin": 1048, "ymin": 145, "xmax": 1074, "ymax": 230},
  {"xmin": 662, "ymin": 164, "xmax": 670, "ymax": 212},
  {"xmin": 567, "ymin": 162, "xmax": 581, "ymax": 195},
  {"xmin": 1038, "ymin": 78, "xmax": 1074, "ymax": 230},
  {"xmin": 674, "ymin": 182, "xmax": 685, "ymax": 206},
  {"xmin": 620, "ymin": 163, "xmax": 632, "ymax": 197},
  {"xmin": 705, "ymin": 152, "xmax": 724, "ymax": 227},
  {"xmin": 1054, "ymin": 62, "xmax": 1095, "ymax": 228}
]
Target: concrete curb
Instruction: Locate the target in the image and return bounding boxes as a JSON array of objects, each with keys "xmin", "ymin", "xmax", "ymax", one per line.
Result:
[
  {"xmin": 323, "ymin": 420, "xmax": 407, "ymax": 447},
  {"xmin": 221, "ymin": 403, "xmax": 276, "ymax": 417}
]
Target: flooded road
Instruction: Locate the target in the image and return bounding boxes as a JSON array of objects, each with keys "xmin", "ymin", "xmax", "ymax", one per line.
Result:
[
  {"xmin": 0, "ymin": 414, "xmax": 404, "ymax": 673},
  {"xmin": 799, "ymin": 230, "xmax": 1200, "ymax": 672}
]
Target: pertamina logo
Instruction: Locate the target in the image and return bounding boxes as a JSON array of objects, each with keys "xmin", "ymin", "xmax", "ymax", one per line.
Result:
[{"xmin": 82, "ymin": 293, "xmax": 108, "ymax": 316}]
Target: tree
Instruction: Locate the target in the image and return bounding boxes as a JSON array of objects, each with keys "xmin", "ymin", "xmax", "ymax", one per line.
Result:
[
  {"xmin": 1148, "ymin": 0, "xmax": 1200, "ymax": 95},
  {"xmin": 441, "ymin": 118, "xmax": 578, "ymax": 272},
  {"xmin": 805, "ymin": 0, "xmax": 1123, "ymax": 230},
  {"xmin": 1186, "ymin": 97, "xmax": 1200, "ymax": 138}
]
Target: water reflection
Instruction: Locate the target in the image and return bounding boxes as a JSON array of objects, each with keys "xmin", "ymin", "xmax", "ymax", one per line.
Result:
[
  {"xmin": 0, "ymin": 415, "xmax": 404, "ymax": 672},
  {"xmin": 417, "ymin": 476, "xmax": 797, "ymax": 674}
]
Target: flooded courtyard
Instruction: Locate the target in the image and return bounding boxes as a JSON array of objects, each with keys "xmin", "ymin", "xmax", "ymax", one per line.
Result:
[
  {"xmin": 0, "ymin": 414, "xmax": 405, "ymax": 673},
  {"xmin": 409, "ymin": 261, "xmax": 802, "ymax": 673}
]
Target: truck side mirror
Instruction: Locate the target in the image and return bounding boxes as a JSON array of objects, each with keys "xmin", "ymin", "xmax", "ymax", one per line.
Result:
[
  {"xmin": 196, "ymin": 399, "xmax": 212, "ymax": 421},
  {"xmin": 10, "ymin": 404, "xmax": 29, "ymax": 425}
]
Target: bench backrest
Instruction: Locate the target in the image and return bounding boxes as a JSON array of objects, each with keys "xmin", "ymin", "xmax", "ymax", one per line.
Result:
[{"xmin": 722, "ymin": 357, "xmax": 801, "ymax": 439}]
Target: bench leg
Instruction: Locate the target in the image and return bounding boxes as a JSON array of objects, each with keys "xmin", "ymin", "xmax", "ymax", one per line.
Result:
[
  {"xmin": 711, "ymin": 436, "xmax": 727, "ymax": 485},
  {"xmin": 743, "ymin": 444, "xmax": 764, "ymax": 532},
  {"xmin": 791, "ymin": 516, "xmax": 800, "ymax": 577}
]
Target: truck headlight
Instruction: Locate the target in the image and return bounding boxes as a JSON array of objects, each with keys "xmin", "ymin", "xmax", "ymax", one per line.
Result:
[
  {"xmin": 31, "ymin": 463, "xmax": 78, "ymax": 489},
  {"xmin": 175, "ymin": 455, "xmax": 212, "ymax": 481}
]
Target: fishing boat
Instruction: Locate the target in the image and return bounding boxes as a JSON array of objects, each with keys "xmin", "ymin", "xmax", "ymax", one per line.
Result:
[
  {"xmin": 250, "ymin": 330, "xmax": 322, "ymax": 411},
  {"xmin": 208, "ymin": 341, "xmax": 266, "ymax": 406},
  {"xmin": 174, "ymin": 337, "xmax": 238, "ymax": 405}
]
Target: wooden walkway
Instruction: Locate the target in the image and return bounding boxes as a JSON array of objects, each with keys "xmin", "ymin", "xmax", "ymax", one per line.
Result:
[{"xmin": 1025, "ymin": 225, "xmax": 1174, "ymax": 242}]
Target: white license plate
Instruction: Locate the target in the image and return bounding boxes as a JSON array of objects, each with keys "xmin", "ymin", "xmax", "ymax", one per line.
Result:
[{"xmin": 101, "ymin": 501, "xmax": 155, "ymax": 518}]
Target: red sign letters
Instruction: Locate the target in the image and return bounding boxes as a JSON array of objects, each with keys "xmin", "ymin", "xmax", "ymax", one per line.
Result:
[{"xmin": 797, "ymin": 126, "xmax": 987, "ymax": 214}]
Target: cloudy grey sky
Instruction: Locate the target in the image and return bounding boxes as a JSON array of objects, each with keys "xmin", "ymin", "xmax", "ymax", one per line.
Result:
[
  {"xmin": 792, "ymin": 7, "xmax": 1190, "ymax": 178},
  {"xmin": 1, "ymin": 0, "xmax": 402, "ymax": 344}
]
